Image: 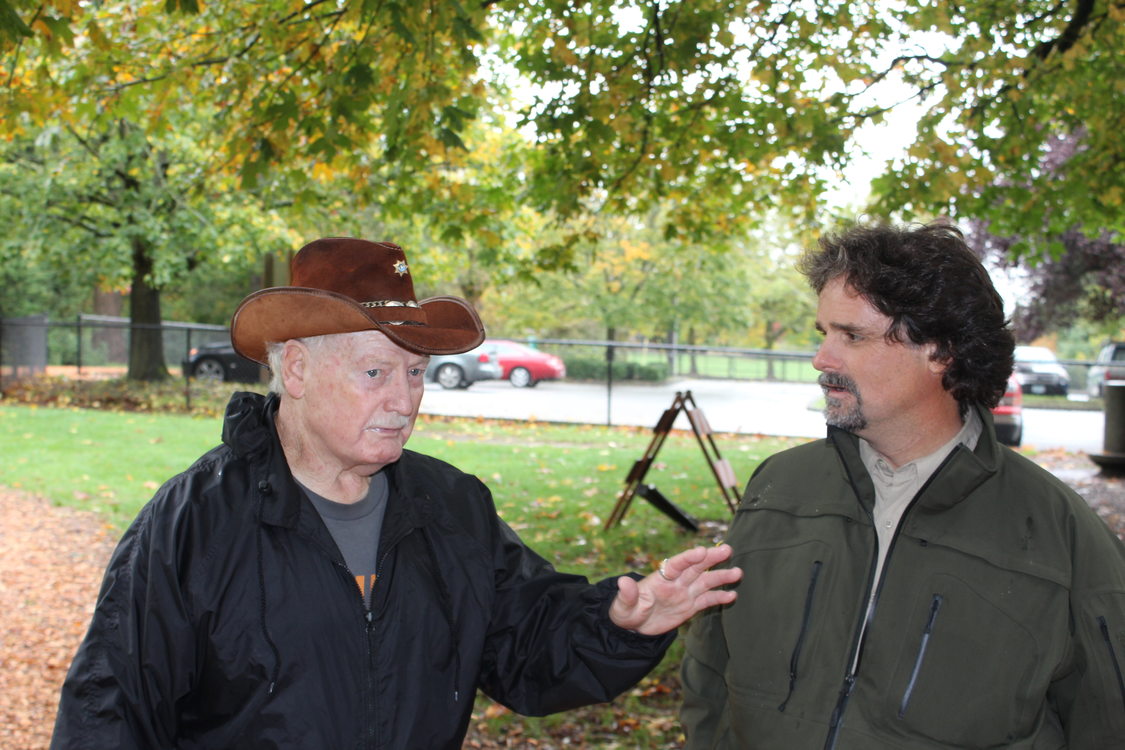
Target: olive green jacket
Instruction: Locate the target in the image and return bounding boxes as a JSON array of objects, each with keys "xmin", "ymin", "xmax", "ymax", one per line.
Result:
[{"xmin": 681, "ymin": 407, "xmax": 1125, "ymax": 749}]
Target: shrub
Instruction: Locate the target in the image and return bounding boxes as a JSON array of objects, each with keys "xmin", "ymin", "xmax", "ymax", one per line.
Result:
[{"xmin": 562, "ymin": 356, "xmax": 668, "ymax": 382}]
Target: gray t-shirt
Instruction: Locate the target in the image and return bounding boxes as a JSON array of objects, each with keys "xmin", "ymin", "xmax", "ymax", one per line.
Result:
[{"xmin": 302, "ymin": 472, "xmax": 389, "ymax": 607}]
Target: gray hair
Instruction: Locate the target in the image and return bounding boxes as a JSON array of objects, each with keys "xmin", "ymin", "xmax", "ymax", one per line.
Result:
[{"xmin": 264, "ymin": 334, "xmax": 338, "ymax": 395}]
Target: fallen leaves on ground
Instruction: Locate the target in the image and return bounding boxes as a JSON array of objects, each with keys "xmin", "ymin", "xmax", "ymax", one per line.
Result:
[{"xmin": 0, "ymin": 489, "xmax": 115, "ymax": 750}]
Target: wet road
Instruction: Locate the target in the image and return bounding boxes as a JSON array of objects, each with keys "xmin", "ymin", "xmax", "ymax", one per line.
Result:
[{"xmin": 420, "ymin": 377, "xmax": 1107, "ymax": 455}]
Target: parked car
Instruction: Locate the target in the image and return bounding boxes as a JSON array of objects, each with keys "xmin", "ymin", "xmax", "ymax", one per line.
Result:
[
  {"xmin": 992, "ymin": 374, "xmax": 1023, "ymax": 447},
  {"xmin": 1087, "ymin": 341, "xmax": 1125, "ymax": 398},
  {"xmin": 486, "ymin": 339, "xmax": 567, "ymax": 387},
  {"xmin": 182, "ymin": 341, "xmax": 264, "ymax": 383},
  {"xmin": 1013, "ymin": 345, "xmax": 1069, "ymax": 396},
  {"xmin": 425, "ymin": 344, "xmax": 502, "ymax": 389}
]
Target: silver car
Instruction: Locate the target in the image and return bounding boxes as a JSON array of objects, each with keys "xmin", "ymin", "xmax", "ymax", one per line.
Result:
[
  {"xmin": 424, "ymin": 344, "xmax": 502, "ymax": 389},
  {"xmin": 1087, "ymin": 341, "xmax": 1125, "ymax": 397}
]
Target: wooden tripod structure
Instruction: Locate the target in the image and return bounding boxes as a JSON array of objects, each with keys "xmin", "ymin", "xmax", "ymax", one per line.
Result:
[{"xmin": 604, "ymin": 390, "xmax": 741, "ymax": 531}]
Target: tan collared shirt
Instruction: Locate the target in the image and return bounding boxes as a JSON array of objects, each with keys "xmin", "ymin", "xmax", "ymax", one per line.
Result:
[{"xmin": 857, "ymin": 409, "xmax": 983, "ymax": 627}]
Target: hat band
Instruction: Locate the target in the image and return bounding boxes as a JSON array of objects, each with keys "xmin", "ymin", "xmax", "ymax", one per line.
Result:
[{"xmin": 359, "ymin": 300, "xmax": 421, "ymax": 309}]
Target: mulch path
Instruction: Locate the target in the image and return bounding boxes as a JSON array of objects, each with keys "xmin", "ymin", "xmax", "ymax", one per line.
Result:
[
  {"xmin": 2, "ymin": 450, "xmax": 1122, "ymax": 750},
  {"xmin": 0, "ymin": 490, "xmax": 117, "ymax": 750}
]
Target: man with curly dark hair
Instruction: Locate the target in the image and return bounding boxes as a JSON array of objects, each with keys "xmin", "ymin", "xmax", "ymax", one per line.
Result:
[{"xmin": 680, "ymin": 221, "xmax": 1125, "ymax": 749}]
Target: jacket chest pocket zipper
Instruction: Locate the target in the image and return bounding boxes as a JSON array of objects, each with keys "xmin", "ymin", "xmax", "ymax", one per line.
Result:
[
  {"xmin": 1097, "ymin": 615, "xmax": 1125, "ymax": 711},
  {"xmin": 898, "ymin": 594, "xmax": 943, "ymax": 718},
  {"xmin": 778, "ymin": 560, "xmax": 823, "ymax": 711}
]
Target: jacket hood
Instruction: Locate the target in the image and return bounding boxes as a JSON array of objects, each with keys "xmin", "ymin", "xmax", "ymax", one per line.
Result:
[{"xmin": 222, "ymin": 390, "xmax": 279, "ymax": 460}]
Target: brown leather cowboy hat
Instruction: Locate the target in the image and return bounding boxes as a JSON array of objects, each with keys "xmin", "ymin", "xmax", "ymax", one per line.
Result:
[{"xmin": 230, "ymin": 237, "xmax": 485, "ymax": 364}]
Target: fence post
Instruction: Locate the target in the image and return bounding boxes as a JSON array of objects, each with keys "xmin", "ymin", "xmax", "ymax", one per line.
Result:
[
  {"xmin": 184, "ymin": 327, "xmax": 193, "ymax": 411},
  {"xmin": 605, "ymin": 343, "xmax": 615, "ymax": 426},
  {"xmin": 76, "ymin": 315, "xmax": 83, "ymax": 375}
]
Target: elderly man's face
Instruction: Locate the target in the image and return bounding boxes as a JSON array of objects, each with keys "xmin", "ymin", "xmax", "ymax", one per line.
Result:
[
  {"xmin": 811, "ymin": 277, "xmax": 944, "ymax": 444},
  {"xmin": 294, "ymin": 330, "xmax": 428, "ymax": 475}
]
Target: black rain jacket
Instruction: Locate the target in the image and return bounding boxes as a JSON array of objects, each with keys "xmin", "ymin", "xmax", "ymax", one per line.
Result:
[{"xmin": 52, "ymin": 391, "xmax": 673, "ymax": 749}]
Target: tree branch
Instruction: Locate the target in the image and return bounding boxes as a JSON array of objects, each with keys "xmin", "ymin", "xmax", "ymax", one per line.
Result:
[{"xmin": 1031, "ymin": 0, "xmax": 1095, "ymax": 60}]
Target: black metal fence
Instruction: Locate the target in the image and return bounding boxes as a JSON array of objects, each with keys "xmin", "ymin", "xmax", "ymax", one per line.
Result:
[{"xmin": 0, "ymin": 314, "xmax": 231, "ymax": 380}]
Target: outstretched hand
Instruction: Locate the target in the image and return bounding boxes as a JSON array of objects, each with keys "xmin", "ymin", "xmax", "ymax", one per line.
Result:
[{"xmin": 608, "ymin": 544, "xmax": 742, "ymax": 636}]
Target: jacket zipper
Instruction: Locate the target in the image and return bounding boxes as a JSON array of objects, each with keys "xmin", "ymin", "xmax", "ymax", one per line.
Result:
[
  {"xmin": 898, "ymin": 594, "xmax": 943, "ymax": 718},
  {"xmin": 365, "ymin": 607, "xmax": 378, "ymax": 749},
  {"xmin": 363, "ymin": 545, "xmax": 397, "ymax": 750},
  {"xmin": 779, "ymin": 560, "xmax": 823, "ymax": 711},
  {"xmin": 328, "ymin": 556, "xmax": 380, "ymax": 750},
  {"xmin": 1097, "ymin": 615, "xmax": 1125, "ymax": 711},
  {"xmin": 823, "ymin": 447, "xmax": 958, "ymax": 749},
  {"xmin": 823, "ymin": 500, "xmax": 882, "ymax": 750}
]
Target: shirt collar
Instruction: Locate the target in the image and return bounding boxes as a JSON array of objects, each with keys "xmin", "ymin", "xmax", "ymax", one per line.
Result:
[{"xmin": 859, "ymin": 408, "xmax": 983, "ymax": 484}]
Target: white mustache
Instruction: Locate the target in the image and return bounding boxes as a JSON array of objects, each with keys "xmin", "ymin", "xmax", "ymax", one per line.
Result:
[{"xmin": 365, "ymin": 418, "xmax": 410, "ymax": 430}]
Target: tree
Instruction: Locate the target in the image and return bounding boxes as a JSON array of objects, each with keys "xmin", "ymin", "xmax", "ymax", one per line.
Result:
[
  {"xmin": 867, "ymin": 0, "xmax": 1125, "ymax": 244},
  {"xmin": 0, "ymin": 121, "xmax": 294, "ymax": 379},
  {"xmin": 1, "ymin": 0, "xmax": 883, "ymax": 259},
  {"xmin": 481, "ymin": 206, "xmax": 824, "ymax": 374},
  {"xmin": 959, "ymin": 124, "xmax": 1125, "ymax": 343},
  {"xmin": 5, "ymin": 1, "xmax": 1122, "ymax": 249},
  {"xmin": 4, "ymin": 0, "xmax": 1121, "ymax": 381},
  {"xmin": 969, "ymin": 221, "xmax": 1125, "ymax": 342}
]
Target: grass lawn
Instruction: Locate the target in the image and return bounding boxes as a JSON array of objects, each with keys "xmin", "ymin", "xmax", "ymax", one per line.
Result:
[{"xmin": 0, "ymin": 402, "xmax": 801, "ymax": 575}]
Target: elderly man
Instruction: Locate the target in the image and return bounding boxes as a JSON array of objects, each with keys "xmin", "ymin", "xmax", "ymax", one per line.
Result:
[
  {"xmin": 680, "ymin": 222, "xmax": 1125, "ymax": 749},
  {"xmin": 51, "ymin": 237, "xmax": 741, "ymax": 750}
]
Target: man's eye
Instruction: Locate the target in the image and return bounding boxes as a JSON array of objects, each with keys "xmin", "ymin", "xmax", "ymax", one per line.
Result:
[
  {"xmin": 366, "ymin": 369, "xmax": 382, "ymax": 378},
  {"xmin": 409, "ymin": 368, "xmax": 425, "ymax": 377}
]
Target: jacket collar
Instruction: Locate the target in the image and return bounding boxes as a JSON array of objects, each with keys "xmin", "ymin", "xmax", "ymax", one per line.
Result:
[
  {"xmin": 221, "ymin": 391, "xmax": 433, "ymax": 535},
  {"xmin": 828, "ymin": 404, "xmax": 1002, "ymax": 513}
]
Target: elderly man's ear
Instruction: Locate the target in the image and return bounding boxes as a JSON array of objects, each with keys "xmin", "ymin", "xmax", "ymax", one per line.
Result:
[{"xmin": 280, "ymin": 340, "xmax": 310, "ymax": 398}]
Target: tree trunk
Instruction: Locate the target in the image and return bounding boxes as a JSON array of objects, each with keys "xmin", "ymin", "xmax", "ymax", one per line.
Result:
[{"xmin": 127, "ymin": 237, "xmax": 169, "ymax": 381}]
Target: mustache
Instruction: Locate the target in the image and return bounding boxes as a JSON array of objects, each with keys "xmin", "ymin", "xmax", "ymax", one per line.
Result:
[
  {"xmin": 818, "ymin": 372, "xmax": 859, "ymax": 396},
  {"xmin": 366, "ymin": 417, "xmax": 411, "ymax": 430}
]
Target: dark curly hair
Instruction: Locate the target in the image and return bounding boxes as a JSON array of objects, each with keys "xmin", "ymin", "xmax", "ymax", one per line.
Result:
[{"xmin": 798, "ymin": 221, "xmax": 1015, "ymax": 410}]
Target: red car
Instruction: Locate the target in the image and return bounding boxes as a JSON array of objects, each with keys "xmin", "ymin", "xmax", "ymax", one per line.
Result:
[
  {"xmin": 992, "ymin": 374, "xmax": 1023, "ymax": 447},
  {"xmin": 486, "ymin": 339, "xmax": 566, "ymax": 388}
]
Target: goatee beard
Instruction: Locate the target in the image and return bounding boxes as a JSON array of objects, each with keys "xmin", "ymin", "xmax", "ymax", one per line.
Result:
[{"xmin": 819, "ymin": 372, "xmax": 867, "ymax": 432}]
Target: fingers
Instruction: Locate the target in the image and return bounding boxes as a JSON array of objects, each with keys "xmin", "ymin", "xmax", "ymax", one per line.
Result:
[
  {"xmin": 698, "ymin": 565, "xmax": 743, "ymax": 590},
  {"xmin": 692, "ymin": 587, "xmax": 739, "ymax": 611},
  {"xmin": 660, "ymin": 544, "xmax": 734, "ymax": 582},
  {"xmin": 614, "ymin": 548, "xmax": 741, "ymax": 634},
  {"xmin": 615, "ymin": 574, "xmax": 640, "ymax": 608}
]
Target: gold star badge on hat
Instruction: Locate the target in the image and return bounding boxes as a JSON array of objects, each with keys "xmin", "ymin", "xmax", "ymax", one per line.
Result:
[{"xmin": 393, "ymin": 260, "xmax": 409, "ymax": 277}]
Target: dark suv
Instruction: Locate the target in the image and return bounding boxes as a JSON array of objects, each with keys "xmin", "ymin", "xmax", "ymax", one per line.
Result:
[{"xmin": 1087, "ymin": 342, "xmax": 1125, "ymax": 398}]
